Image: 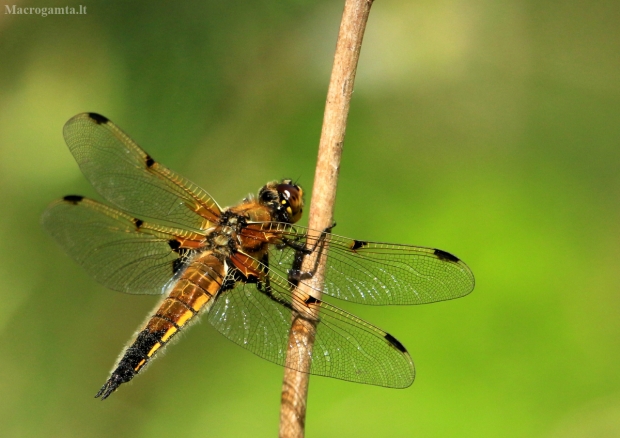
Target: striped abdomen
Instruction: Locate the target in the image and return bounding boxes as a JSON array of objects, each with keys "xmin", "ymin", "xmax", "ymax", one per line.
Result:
[{"xmin": 95, "ymin": 252, "xmax": 226, "ymax": 399}]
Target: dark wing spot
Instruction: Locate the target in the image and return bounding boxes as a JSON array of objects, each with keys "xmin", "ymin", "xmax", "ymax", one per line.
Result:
[
  {"xmin": 434, "ymin": 249, "xmax": 460, "ymax": 263},
  {"xmin": 350, "ymin": 240, "xmax": 369, "ymax": 251},
  {"xmin": 246, "ymin": 274, "xmax": 260, "ymax": 284},
  {"xmin": 145, "ymin": 155, "xmax": 155, "ymax": 168},
  {"xmin": 132, "ymin": 218, "xmax": 144, "ymax": 229},
  {"xmin": 63, "ymin": 195, "xmax": 84, "ymax": 204},
  {"xmin": 305, "ymin": 295, "xmax": 319, "ymax": 305},
  {"xmin": 384, "ymin": 333, "xmax": 407, "ymax": 353},
  {"xmin": 87, "ymin": 113, "xmax": 109, "ymax": 124},
  {"xmin": 169, "ymin": 240, "xmax": 192, "ymax": 274},
  {"xmin": 221, "ymin": 274, "xmax": 238, "ymax": 291}
]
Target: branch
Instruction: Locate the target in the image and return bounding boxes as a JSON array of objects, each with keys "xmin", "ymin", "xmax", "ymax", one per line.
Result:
[{"xmin": 279, "ymin": 1, "xmax": 374, "ymax": 437}]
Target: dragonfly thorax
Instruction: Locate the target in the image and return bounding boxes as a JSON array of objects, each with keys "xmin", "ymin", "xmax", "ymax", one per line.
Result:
[{"xmin": 205, "ymin": 211, "xmax": 248, "ymax": 256}]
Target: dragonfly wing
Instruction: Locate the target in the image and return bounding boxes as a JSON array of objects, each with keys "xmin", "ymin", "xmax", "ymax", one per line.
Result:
[
  {"xmin": 63, "ymin": 113, "xmax": 221, "ymax": 231},
  {"xmin": 208, "ymin": 259, "xmax": 415, "ymax": 388},
  {"xmin": 248, "ymin": 223, "xmax": 475, "ymax": 305},
  {"xmin": 317, "ymin": 234, "xmax": 474, "ymax": 305},
  {"xmin": 41, "ymin": 196, "xmax": 205, "ymax": 295}
]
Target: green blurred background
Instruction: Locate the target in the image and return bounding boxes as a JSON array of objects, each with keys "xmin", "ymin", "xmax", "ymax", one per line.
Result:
[{"xmin": 1, "ymin": 0, "xmax": 619, "ymax": 437}]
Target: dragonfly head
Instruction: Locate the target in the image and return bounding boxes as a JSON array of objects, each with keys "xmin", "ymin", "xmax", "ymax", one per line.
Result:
[{"xmin": 258, "ymin": 179, "xmax": 304, "ymax": 224}]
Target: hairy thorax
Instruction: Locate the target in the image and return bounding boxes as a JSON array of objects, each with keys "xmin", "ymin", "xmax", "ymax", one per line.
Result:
[{"xmin": 206, "ymin": 200, "xmax": 272, "ymax": 263}]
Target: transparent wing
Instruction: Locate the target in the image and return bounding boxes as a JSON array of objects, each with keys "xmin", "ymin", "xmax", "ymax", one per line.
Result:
[
  {"xmin": 41, "ymin": 196, "xmax": 206, "ymax": 295},
  {"xmin": 208, "ymin": 256, "xmax": 415, "ymax": 388},
  {"xmin": 243, "ymin": 223, "xmax": 475, "ymax": 305},
  {"xmin": 63, "ymin": 113, "xmax": 221, "ymax": 231}
]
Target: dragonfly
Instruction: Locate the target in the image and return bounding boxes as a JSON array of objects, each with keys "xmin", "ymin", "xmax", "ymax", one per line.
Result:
[{"xmin": 41, "ymin": 113, "xmax": 475, "ymax": 400}]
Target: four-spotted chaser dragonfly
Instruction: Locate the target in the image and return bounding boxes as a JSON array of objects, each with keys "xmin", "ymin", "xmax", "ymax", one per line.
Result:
[{"xmin": 41, "ymin": 113, "xmax": 475, "ymax": 400}]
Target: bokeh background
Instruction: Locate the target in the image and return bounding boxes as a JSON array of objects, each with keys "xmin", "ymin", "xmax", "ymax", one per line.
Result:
[{"xmin": 1, "ymin": 1, "xmax": 619, "ymax": 437}]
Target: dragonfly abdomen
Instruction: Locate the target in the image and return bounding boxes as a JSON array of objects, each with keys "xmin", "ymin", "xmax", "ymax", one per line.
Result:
[{"xmin": 95, "ymin": 252, "xmax": 226, "ymax": 400}]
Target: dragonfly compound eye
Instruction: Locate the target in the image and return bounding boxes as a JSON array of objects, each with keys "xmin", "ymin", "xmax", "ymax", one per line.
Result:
[{"xmin": 276, "ymin": 182, "xmax": 304, "ymax": 223}]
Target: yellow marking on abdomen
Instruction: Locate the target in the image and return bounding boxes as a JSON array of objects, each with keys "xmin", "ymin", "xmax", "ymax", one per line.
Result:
[
  {"xmin": 148, "ymin": 342, "xmax": 162, "ymax": 357},
  {"xmin": 161, "ymin": 326, "xmax": 178, "ymax": 342},
  {"xmin": 192, "ymin": 294, "xmax": 209, "ymax": 312},
  {"xmin": 176, "ymin": 309, "xmax": 194, "ymax": 327},
  {"xmin": 135, "ymin": 359, "xmax": 146, "ymax": 371}
]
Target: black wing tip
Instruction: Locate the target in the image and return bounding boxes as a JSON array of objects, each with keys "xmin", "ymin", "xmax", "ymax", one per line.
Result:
[
  {"xmin": 433, "ymin": 249, "xmax": 476, "ymax": 297},
  {"xmin": 433, "ymin": 249, "xmax": 460, "ymax": 263},
  {"xmin": 383, "ymin": 332, "xmax": 415, "ymax": 389},
  {"xmin": 62, "ymin": 195, "xmax": 84, "ymax": 204},
  {"xmin": 384, "ymin": 332, "xmax": 408, "ymax": 353},
  {"xmin": 87, "ymin": 113, "xmax": 110, "ymax": 124}
]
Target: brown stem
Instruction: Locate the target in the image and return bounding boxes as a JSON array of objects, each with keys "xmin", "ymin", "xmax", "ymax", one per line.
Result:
[{"xmin": 278, "ymin": 1, "xmax": 374, "ymax": 437}]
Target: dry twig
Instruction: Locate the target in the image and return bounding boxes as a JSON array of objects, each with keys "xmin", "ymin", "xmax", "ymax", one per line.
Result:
[{"xmin": 279, "ymin": 1, "xmax": 374, "ymax": 436}]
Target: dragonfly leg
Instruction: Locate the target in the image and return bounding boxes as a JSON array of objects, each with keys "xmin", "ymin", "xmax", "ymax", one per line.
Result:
[{"xmin": 287, "ymin": 223, "xmax": 336, "ymax": 285}]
